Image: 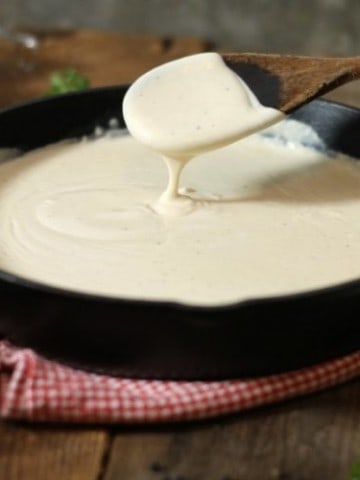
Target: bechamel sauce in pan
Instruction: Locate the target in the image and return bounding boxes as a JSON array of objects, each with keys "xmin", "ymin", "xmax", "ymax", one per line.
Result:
[{"xmin": 0, "ymin": 53, "xmax": 359, "ymax": 306}]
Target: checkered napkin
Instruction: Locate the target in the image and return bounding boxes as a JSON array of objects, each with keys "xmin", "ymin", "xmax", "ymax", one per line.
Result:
[{"xmin": 1, "ymin": 341, "xmax": 359, "ymax": 423}]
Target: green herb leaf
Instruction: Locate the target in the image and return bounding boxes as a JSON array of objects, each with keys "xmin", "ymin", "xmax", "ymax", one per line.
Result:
[
  {"xmin": 47, "ymin": 69, "xmax": 90, "ymax": 95},
  {"xmin": 350, "ymin": 460, "xmax": 360, "ymax": 480}
]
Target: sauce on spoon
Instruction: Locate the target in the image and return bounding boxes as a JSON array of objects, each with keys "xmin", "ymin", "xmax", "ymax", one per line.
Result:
[{"xmin": 123, "ymin": 52, "xmax": 284, "ymax": 214}]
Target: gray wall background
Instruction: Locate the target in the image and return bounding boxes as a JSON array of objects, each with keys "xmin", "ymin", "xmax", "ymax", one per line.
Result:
[{"xmin": 1, "ymin": 0, "xmax": 359, "ymax": 55}]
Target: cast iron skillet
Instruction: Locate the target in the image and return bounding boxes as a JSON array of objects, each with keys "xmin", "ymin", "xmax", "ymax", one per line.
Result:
[{"xmin": 0, "ymin": 86, "xmax": 359, "ymax": 380}]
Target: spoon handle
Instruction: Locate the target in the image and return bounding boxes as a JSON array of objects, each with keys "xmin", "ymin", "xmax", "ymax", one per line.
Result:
[{"xmin": 222, "ymin": 53, "xmax": 360, "ymax": 112}]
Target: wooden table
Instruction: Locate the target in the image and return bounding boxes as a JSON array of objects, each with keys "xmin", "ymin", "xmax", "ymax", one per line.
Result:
[
  {"xmin": 1, "ymin": 380, "xmax": 360, "ymax": 480},
  {"xmin": 1, "ymin": 29, "xmax": 360, "ymax": 480}
]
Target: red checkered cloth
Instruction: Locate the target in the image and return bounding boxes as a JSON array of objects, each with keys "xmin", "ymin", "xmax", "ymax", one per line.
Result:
[{"xmin": 0, "ymin": 341, "xmax": 359, "ymax": 423}]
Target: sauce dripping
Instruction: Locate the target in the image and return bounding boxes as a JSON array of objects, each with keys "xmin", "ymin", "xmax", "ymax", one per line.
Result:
[{"xmin": 123, "ymin": 52, "xmax": 284, "ymax": 215}]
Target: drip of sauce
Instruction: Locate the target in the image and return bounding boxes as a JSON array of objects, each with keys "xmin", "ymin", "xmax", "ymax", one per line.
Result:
[{"xmin": 123, "ymin": 52, "xmax": 284, "ymax": 214}]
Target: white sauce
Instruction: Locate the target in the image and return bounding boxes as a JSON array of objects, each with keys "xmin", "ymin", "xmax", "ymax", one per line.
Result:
[
  {"xmin": 123, "ymin": 52, "xmax": 284, "ymax": 215},
  {"xmin": 0, "ymin": 129, "xmax": 360, "ymax": 306},
  {"xmin": 0, "ymin": 52, "xmax": 359, "ymax": 306}
]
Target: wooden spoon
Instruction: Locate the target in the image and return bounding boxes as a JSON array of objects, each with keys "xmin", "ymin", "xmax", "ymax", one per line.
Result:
[{"xmin": 222, "ymin": 53, "xmax": 360, "ymax": 113}]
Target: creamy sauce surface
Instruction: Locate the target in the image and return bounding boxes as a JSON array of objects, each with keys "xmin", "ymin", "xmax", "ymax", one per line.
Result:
[
  {"xmin": 0, "ymin": 129, "xmax": 360, "ymax": 306},
  {"xmin": 0, "ymin": 53, "xmax": 359, "ymax": 306}
]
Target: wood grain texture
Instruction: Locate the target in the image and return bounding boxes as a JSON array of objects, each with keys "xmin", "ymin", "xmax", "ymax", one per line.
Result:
[
  {"xmin": 0, "ymin": 28, "xmax": 208, "ymax": 108},
  {"xmin": 0, "ymin": 422, "xmax": 109, "ymax": 480},
  {"xmin": 223, "ymin": 52, "xmax": 360, "ymax": 112},
  {"xmin": 104, "ymin": 381, "xmax": 360, "ymax": 480}
]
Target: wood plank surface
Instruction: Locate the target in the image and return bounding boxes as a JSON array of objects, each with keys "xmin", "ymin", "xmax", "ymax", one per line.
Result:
[
  {"xmin": 2, "ymin": 381, "xmax": 360, "ymax": 480},
  {"xmin": 0, "ymin": 28, "xmax": 208, "ymax": 108},
  {"xmin": 1, "ymin": 28, "xmax": 360, "ymax": 110},
  {"xmin": 104, "ymin": 381, "xmax": 360, "ymax": 480},
  {"xmin": 0, "ymin": 422, "xmax": 109, "ymax": 480}
]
